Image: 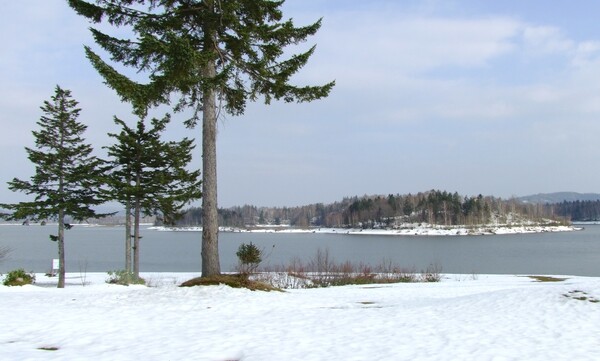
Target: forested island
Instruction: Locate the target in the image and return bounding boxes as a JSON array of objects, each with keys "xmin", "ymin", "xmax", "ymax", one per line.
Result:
[{"xmin": 167, "ymin": 190, "xmax": 600, "ymax": 230}]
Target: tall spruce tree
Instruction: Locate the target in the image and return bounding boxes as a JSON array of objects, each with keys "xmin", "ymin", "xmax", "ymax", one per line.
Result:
[
  {"xmin": 67, "ymin": 0, "xmax": 334, "ymax": 277},
  {"xmin": 106, "ymin": 114, "xmax": 201, "ymax": 277},
  {"xmin": 1, "ymin": 86, "xmax": 108, "ymax": 288}
]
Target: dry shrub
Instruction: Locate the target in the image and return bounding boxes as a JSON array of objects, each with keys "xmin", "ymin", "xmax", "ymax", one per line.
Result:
[
  {"xmin": 420, "ymin": 263, "xmax": 443, "ymax": 282},
  {"xmin": 282, "ymin": 250, "xmax": 428, "ymax": 288},
  {"xmin": 251, "ymin": 249, "xmax": 441, "ymax": 289}
]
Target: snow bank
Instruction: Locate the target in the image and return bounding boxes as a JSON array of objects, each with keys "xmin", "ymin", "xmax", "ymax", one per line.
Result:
[
  {"xmin": 149, "ymin": 224, "xmax": 578, "ymax": 236},
  {"xmin": 1, "ymin": 272, "xmax": 599, "ymax": 360}
]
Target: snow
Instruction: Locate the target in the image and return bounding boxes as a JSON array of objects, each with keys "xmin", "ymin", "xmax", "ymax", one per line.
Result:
[
  {"xmin": 149, "ymin": 224, "xmax": 578, "ymax": 236},
  {"xmin": 2, "ymin": 273, "xmax": 600, "ymax": 360}
]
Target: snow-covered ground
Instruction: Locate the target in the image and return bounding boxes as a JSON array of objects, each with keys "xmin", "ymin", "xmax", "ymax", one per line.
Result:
[
  {"xmin": 150, "ymin": 224, "xmax": 577, "ymax": 236},
  {"xmin": 2, "ymin": 272, "xmax": 599, "ymax": 360}
]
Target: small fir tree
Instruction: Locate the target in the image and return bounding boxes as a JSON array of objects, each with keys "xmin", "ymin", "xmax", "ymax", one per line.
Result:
[
  {"xmin": 236, "ymin": 242, "xmax": 262, "ymax": 276},
  {"xmin": 1, "ymin": 86, "xmax": 109, "ymax": 288},
  {"xmin": 106, "ymin": 114, "xmax": 201, "ymax": 277}
]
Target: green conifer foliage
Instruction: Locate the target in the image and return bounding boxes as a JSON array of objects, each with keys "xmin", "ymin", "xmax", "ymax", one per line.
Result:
[
  {"xmin": 67, "ymin": 0, "xmax": 334, "ymax": 276},
  {"xmin": 1, "ymin": 86, "xmax": 109, "ymax": 288},
  {"xmin": 106, "ymin": 114, "xmax": 201, "ymax": 276}
]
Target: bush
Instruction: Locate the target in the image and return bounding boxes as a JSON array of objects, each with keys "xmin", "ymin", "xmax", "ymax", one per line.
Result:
[
  {"xmin": 236, "ymin": 242, "xmax": 262, "ymax": 275},
  {"xmin": 106, "ymin": 270, "xmax": 145, "ymax": 286},
  {"xmin": 3, "ymin": 268, "xmax": 35, "ymax": 286},
  {"xmin": 259, "ymin": 252, "xmax": 441, "ymax": 289}
]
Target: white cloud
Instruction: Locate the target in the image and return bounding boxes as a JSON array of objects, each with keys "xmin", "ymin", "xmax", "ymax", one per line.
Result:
[
  {"xmin": 311, "ymin": 14, "xmax": 520, "ymax": 82},
  {"xmin": 4, "ymin": 2, "xmax": 600, "ymax": 206},
  {"xmin": 522, "ymin": 26, "xmax": 574, "ymax": 55},
  {"xmin": 572, "ymin": 41, "xmax": 600, "ymax": 67}
]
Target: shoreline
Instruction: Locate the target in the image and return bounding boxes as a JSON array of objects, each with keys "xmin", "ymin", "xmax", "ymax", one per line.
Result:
[{"xmin": 149, "ymin": 224, "xmax": 578, "ymax": 236}]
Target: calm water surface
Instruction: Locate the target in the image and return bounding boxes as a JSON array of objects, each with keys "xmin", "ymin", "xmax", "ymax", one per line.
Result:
[{"xmin": 0, "ymin": 224, "xmax": 599, "ymax": 276}]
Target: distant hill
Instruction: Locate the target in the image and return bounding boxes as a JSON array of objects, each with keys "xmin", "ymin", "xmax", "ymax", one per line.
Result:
[{"xmin": 519, "ymin": 192, "xmax": 600, "ymax": 204}]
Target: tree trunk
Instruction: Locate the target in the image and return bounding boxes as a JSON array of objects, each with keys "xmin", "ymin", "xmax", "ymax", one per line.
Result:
[
  {"xmin": 201, "ymin": 56, "xmax": 221, "ymax": 277},
  {"xmin": 57, "ymin": 209, "xmax": 65, "ymax": 288},
  {"xmin": 133, "ymin": 197, "xmax": 141, "ymax": 278},
  {"xmin": 125, "ymin": 201, "xmax": 132, "ymax": 272}
]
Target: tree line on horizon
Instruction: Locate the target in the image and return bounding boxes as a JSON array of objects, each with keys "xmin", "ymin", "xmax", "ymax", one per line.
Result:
[
  {"xmin": 170, "ymin": 189, "xmax": 575, "ymax": 229},
  {"xmin": 550, "ymin": 200, "xmax": 600, "ymax": 222}
]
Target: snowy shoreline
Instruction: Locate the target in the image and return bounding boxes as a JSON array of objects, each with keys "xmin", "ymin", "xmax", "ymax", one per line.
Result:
[
  {"xmin": 2, "ymin": 272, "xmax": 599, "ymax": 360},
  {"xmin": 1, "ymin": 223, "xmax": 579, "ymax": 236},
  {"xmin": 149, "ymin": 224, "xmax": 579, "ymax": 236}
]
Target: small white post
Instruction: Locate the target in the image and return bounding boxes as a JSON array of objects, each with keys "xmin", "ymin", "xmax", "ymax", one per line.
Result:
[{"xmin": 51, "ymin": 258, "xmax": 60, "ymax": 276}]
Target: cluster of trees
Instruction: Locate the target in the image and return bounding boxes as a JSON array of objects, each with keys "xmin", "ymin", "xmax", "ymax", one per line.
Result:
[
  {"xmin": 67, "ymin": 0, "xmax": 332, "ymax": 279},
  {"xmin": 2, "ymin": 0, "xmax": 331, "ymax": 287},
  {"xmin": 1, "ymin": 86, "xmax": 201, "ymax": 287},
  {"xmin": 174, "ymin": 190, "xmax": 570, "ymax": 229},
  {"xmin": 65, "ymin": 0, "xmax": 333, "ymax": 278},
  {"xmin": 548, "ymin": 200, "xmax": 600, "ymax": 221}
]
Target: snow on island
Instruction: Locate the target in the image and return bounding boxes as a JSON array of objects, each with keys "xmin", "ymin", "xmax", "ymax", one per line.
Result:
[{"xmin": 149, "ymin": 223, "xmax": 578, "ymax": 236}]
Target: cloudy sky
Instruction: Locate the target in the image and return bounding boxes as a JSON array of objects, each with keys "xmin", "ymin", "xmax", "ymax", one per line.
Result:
[{"xmin": 2, "ymin": 1, "xmax": 600, "ymax": 208}]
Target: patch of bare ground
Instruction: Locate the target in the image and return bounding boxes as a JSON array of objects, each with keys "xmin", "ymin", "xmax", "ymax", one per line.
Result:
[
  {"xmin": 525, "ymin": 275, "xmax": 568, "ymax": 282},
  {"xmin": 180, "ymin": 274, "xmax": 281, "ymax": 292}
]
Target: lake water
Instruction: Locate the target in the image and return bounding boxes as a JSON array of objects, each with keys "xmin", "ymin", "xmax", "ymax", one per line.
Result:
[{"xmin": 0, "ymin": 224, "xmax": 599, "ymax": 276}]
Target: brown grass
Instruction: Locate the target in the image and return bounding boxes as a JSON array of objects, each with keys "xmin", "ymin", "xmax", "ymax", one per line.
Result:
[
  {"xmin": 526, "ymin": 275, "xmax": 568, "ymax": 282},
  {"xmin": 258, "ymin": 250, "xmax": 441, "ymax": 289},
  {"xmin": 179, "ymin": 274, "xmax": 281, "ymax": 292}
]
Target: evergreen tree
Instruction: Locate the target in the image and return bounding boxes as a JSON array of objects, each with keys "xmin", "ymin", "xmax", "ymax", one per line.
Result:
[
  {"xmin": 1, "ymin": 86, "xmax": 108, "ymax": 288},
  {"xmin": 68, "ymin": 0, "xmax": 334, "ymax": 276},
  {"xmin": 106, "ymin": 114, "xmax": 201, "ymax": 277}
]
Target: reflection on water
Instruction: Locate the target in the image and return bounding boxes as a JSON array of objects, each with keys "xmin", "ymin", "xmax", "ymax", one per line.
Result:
[{"xmin": 0, "ymin": 224, "xmax": 599, "ymax": 276}]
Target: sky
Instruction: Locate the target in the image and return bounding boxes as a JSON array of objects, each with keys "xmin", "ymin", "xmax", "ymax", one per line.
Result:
[{"xmin": 2, "ymin": 1, "xmax": 600, "ymax": 208}]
